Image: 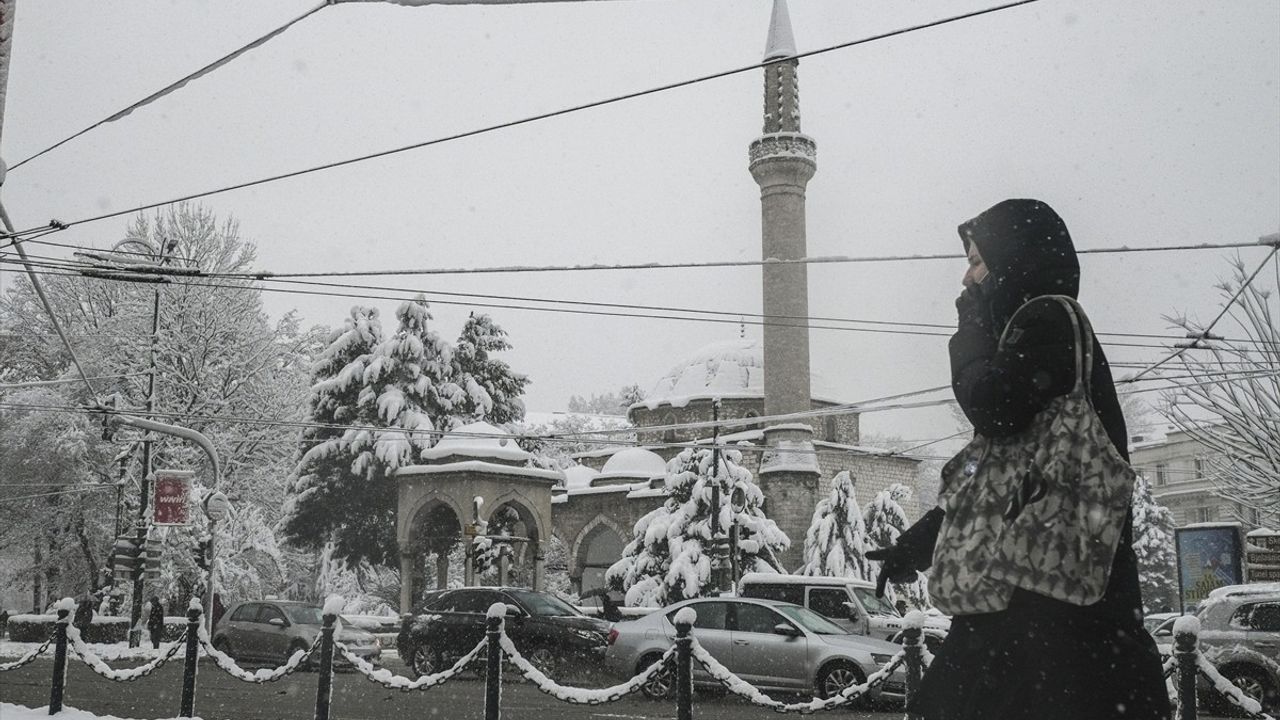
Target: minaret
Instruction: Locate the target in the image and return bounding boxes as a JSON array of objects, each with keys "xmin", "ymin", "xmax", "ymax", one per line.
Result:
[{"xmin": 751, "ymin": 0, "xmax": 819, "ymax": 573}]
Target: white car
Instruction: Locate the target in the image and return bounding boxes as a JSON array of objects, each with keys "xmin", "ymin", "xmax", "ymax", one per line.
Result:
[{"xmin": 604, "ymin": 596, "xmax": 907, "ymax": 706}]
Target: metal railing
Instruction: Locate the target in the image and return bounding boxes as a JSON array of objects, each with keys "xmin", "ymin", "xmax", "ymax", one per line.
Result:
[{"xmin": 3, "ymin": 599, "xmax": 1275, "ymax": 719}]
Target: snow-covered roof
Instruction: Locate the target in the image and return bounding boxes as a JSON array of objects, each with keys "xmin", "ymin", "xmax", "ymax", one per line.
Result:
[
  {"xmin": 418, "ymin": 421, "xmax": 530, "ymax": 463},
  {"xmin": 634, "ymin": 338, "xmax": 840, "ymax": 411},
  {"xmin": 395, "ymin": 460, "xmax": 561, "ymax": 483},
  {"xmin": 599, "ymin": 447, "xmax": 666, "ymax": 479},
  {"xmin": 562, "ymin": 464, "xmax": 599, "ymax": 489}
]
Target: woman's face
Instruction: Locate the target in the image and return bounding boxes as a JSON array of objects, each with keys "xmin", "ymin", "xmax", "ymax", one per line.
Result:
[{"xmin": 963, "ymin": 242, "xmax": 989, "ymax": 287}]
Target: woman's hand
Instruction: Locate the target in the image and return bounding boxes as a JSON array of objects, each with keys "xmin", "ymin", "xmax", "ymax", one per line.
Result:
[{"xmin": 955, "ymin": 282, "xmax": 989, "ymax": 330}]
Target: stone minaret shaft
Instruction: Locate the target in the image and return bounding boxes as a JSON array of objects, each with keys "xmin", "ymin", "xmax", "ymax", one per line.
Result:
[{"xmin": 750, "ymin": 0, "xmax": 816, "ymax": 422}]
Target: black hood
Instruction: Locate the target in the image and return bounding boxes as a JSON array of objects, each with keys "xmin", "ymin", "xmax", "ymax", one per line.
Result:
[{"xmin": 958, "ymin": 199, "xmax": 1080, "ymax": 328}]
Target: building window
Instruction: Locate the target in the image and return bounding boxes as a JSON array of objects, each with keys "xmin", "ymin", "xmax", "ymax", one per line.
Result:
[
  {"xmin": 1194, "ymin": 457, "xmax": 1206, "ymax": 479},
  {"xmin": 1192, "ymin": 507, "xmax": 1213, "ymax": 524},
  {"xmin": 1155, "ymin": 464, "xmax": 1168, "ymax": 487},
  {"xmin": 825, "ymin": 416, "xmax": 839, "ymax": 443}
]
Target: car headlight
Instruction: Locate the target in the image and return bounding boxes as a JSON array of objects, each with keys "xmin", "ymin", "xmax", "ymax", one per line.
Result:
[
  {"xmin": 871, "ymin": 653, "xmax": 895, "ymax": 666},
  {"xmin": 572, "ymin": 629, "xmax": 604, "ymax": 644}
]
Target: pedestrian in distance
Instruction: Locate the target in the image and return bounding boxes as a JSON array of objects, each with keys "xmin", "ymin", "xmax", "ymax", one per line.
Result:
[
  {"xmin": 72, "ymin": 596, "xmax": 94, "ymax": 638},
  {"xmin": 0, "ymin": 607, "xmax": 9, "ymax": 639},
  {"xmin": 147, "ymin": 595, "xmax": 165, "ymax": 649},
  {"xmin": 866, "ymin": 199, "xmax": 1170, "ymax": 720}
]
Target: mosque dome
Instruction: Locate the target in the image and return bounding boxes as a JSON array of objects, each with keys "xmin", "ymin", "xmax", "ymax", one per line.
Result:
[
  {"xmin": 635, "ymin": 338, "xmax": 837, "ymax": 411},
  {"xmin": 599, "ymin": 447, "xmax": 667, "ymax": 479},
  {"xmin": 562, "ymin": 464, "xmax": 599, "ymax": 489}
]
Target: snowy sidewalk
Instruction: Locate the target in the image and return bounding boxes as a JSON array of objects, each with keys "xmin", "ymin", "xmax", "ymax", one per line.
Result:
[{"xmin": 2, "ymin": 702, "xmax": 202, "ymax": 720}]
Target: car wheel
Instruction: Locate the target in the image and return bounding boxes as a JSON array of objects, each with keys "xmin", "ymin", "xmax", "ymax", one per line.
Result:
[
  {"xmin": 816, "ymin": 660, "xmax": 867, "ymax": 702},
  {"xmin": 1221, "ymin": 666, "xmax": 1273, "ymax": 712},
  {"xmin": 526, "ymin": 647, "xmax": 558, "ymax": 677},
  {"xmin": 411, "ymin": 645, "xmax": 438, "ymax": 677},
  {"xmin": 212, "ymin": 637, "xmax": 235, "ymax": 660},
  {"xmin": 638, "ymin": 653, "xmax": 674, "ymax": 700}
]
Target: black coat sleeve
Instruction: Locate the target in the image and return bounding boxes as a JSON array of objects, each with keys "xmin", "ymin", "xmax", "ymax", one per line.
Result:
[{"xmin": 950, "ymin": 296, "xmax": 1082, "ymax": 438}]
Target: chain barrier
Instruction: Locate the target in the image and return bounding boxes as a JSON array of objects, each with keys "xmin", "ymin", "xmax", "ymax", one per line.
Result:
[
  {"xmin": 335, "ymin": 638, "xmax": 487, "ymax": 691},
  {"xmin": 499, "ymin": 633, "xmax": 676, "ymax": 705},
  {"xmin": 66, "ymin": 625, "xmax": 188, "ymax": 682},
  {"xmin": 919, "ymin": 647, "xmax": 935, "ymax": 669},
  {"xmin": 0, "ymin": 637, "xmax": 54, "ymax": 672},
  {"xmin": 690, "ymin": 637, "xmax": 904, "ymax": 713},
  {"xmin": 1196, "ymin": 656, "xmax": 1277, "ymax": 720},
  {"xmin": 196, "ymin": 624, "xmax": 319, "ymax": 683}
]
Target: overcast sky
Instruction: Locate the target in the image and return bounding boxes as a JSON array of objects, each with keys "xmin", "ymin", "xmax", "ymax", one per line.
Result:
[{"xmin": 2, "ymin": 0, "xmax": 1277, "ymax": 448}]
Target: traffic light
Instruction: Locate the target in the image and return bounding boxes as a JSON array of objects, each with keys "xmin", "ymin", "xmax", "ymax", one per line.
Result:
[
  {"xmin": 144, "ymin": 535, "xmax": 162, "ymax": 580},
  {"xmin": 194, "ymin": 537, "xmax": 212, "ymax": 571},
  {"xmin": 111, "ymin": 535, "xmax": 141, "ymax": 581}
]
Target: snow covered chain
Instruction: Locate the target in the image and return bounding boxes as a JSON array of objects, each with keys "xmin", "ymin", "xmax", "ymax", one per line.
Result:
[
  {"xmin": 196, "ymin": 623, "xmax": 320, "ymax": 683},
  {"xmin": 66, "ymin": 625, "xmax": 188, "ymax": 681},
  {"xmin": 691, "ymin": 637, "xmax": 904, "ymax": 713},
  {"xmin": 335, "ymin": 637, "xmax": 488, "ymax": 691},
  {"xmin": 501, "ymin": 634, "xmax": 676, "ymax": 705},
  {"xmin": 0, "ymin": 637, "xmax": 55, "ymax": 672}
]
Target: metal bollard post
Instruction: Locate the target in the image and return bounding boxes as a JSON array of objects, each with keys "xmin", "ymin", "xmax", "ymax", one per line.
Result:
[
  {"xmin": 485, "ymin": 612, "xmax": 503, "ymax": 720},
  {"xmin": 901, "ymin": 620, "xmax": 924, "ymax": 720},
  {"xmin": 49, "ymin": 606, "xmax": 71, "ymax": 716},
  {"xmin": 313, "ymin": 612, "xmax": 337, "ymax": 720},
  {"xmin": 674, "ymin": 613, "xmax": 693, "ymax": 720},
  {"xmin": 1174, "ymin": 617, "xmax": 1199, "ymax": 720},
  {"xmin": 179, "ymin": 604, "xmax": 202, "ymax": 717}
]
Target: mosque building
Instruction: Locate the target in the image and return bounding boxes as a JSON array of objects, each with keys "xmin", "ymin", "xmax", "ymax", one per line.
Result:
[{"xmin": 394, "ymin": 0, "xmax": 923, "ymax": 608}]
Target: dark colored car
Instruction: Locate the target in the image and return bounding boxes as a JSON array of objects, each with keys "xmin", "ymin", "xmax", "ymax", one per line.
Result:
[
  {"xmin": 211, "ymin": 600, "xmax": 381, "ymax": 666},
  {"xmin": 398, "ymin": 587, "xmax": 610, "ymax": 676}
]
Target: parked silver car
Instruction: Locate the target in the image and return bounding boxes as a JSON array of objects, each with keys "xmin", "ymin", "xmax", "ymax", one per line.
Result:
[
  {"xmin": 604, "ymin": 596, "xmax": 906, "ymax": 705},
  {"xmin": 212, "ymin": 600, "xmax": 382, "ymax": 666}
]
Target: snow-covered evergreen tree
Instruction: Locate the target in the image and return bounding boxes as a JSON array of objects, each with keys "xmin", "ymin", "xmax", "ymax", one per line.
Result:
[
  {"xmin": 282, "ymin": 300, "xmax": 528, "ymax": 567},
  {"xmin": 606, "ymin": 446, "xmax": 788, "ymax": 607},
  {"xmin": 800, "ymin": 472, "xmax": 871, "ymax": 581},
  {"xmin": 863, "ymin": 482, "xmax": 931, "ymax": 609},
  {"xmin": 452, "ymin": 313, "xmax": 529, "ymax": 425},
  {"xmin": 1131, "ymin": 474, "xmax": 1178, "ymax": 613}
]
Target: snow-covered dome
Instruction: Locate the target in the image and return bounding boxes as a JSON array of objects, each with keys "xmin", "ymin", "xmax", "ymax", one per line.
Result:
[
  {"xmin": 637, "ymin": 338, "xmax": 838, "ymax": 410},
  {"xmin": 562, "ymin": 464, "xmax": 599, "ymax": 489},
  {"xmin": 599, "ymin": 447, "xmax": 667, "ymax": 478},
  {"xmin": 419, "ymin": 421, "xmax": 531, "ymax": 463}
]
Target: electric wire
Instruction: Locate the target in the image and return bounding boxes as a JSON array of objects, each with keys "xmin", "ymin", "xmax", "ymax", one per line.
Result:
[
  {"xmin": 1, "ymin": 258, "xmax": 1257, "ymax": 351},
  {"xmin": 0, "ymin": 373, "xmax": 150, "ymax": 390},
  {"xmin": 0, "ymin": 0, "xmax": 1046, "ymax": 241},
  {"xmin": 0, "ymin": 485, "xmax": 116, "ymax": 504},
  {"xmin": 1124, "ymin": 246, "xmax": 1280, "ymax": 384},
  {"xmin": 5, "ymin": 1, "xmax": 332, "ymax": 173}
]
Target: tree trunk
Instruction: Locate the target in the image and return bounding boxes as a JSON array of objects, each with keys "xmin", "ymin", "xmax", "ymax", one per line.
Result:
[
  {"xmin": 74, "ymin": 514, "xmax": 100, "ymax": 592},
  {"xmin": 32, "ymin": 535, "xmax": 43, "ymax": 613}
]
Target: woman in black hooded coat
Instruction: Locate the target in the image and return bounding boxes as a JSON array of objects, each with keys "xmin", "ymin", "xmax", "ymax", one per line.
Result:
[{"xmin": 869, "ymin": 199, "xmax": 1170, "ymax": 720}]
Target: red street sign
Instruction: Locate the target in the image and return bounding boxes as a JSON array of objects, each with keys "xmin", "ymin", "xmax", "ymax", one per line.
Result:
[{"xmin": 152, "ymin": 470, "xmax": 194, "ymax": 526}]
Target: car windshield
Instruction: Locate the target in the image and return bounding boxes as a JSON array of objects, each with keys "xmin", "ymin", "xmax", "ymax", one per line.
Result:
[
  {"xmin": 507, "ymin": 590, "xmax": 582, "ymax": 617},
  {"xmin": 283, "ymin": 606, "xmax": 324, "ymax": 625},
  {"xmin": 774, "ymin": 604, "xmax": 850, "ymax": 635},
  {"xmin": 852, "ymin": 586, "xmax": 899, "ymax": 616}
]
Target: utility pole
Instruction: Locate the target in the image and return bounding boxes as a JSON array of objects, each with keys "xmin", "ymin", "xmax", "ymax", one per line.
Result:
[{"xmin": 709, "ymin": 399, "xmax": 727, "ymax": 592}]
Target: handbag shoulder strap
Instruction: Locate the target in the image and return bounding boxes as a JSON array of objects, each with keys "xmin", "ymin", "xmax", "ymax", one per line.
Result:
[{"xmin": 999, "ymin": 295, "xmax": 1095, "ymax": 394}]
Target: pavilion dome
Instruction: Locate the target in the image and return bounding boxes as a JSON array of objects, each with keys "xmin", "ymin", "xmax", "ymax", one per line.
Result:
[
  {"xmin": 599, "ymin": 447, "xmax": 667, "ymax": 479},
  {"xmin": 635, "ymin": 337, "xmax": 838, "ymax": 410}
]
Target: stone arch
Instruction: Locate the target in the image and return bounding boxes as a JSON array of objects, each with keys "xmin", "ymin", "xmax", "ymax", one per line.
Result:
[
  {"xmin": 570, "ymin": 515, "xmax": 629, "ymax": 594},
  {"xmin": 400, "ymin": 491, "xmax": 469, "ymax": 548}
]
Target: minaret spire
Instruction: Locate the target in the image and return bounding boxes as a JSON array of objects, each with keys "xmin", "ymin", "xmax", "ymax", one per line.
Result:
[{"xmin": 750, "ymin": 0, "xmax": 819, "ymax": 572}]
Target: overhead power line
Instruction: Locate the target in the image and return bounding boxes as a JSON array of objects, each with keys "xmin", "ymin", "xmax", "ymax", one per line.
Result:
[
  {"xmin": 6, "ymin": 1, "xmax": 332, "ymax": 173},
  {"xmin": 0, "ymin": 0, "xmax": 1043, "ymax": 242}
]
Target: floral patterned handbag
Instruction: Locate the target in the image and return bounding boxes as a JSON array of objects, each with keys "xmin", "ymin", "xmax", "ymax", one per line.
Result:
[{"xmin": 930, "ymin": 295, "xmax": 1135, "ymax": 616}]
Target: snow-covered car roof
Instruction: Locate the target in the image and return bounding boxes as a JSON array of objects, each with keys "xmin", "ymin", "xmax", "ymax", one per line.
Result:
[{"xmin": 737, "ymin": 572, "xmax": 875, "ymax": 590}]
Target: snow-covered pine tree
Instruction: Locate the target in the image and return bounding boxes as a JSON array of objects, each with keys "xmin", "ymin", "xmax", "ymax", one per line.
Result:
[
  {"xmin": 606, "ymin": 446, "xmax": 788, "ymax": 607},
  {"xmin": 282, "ymin": 307, "xmax": 389, "ymax": 564},
  {"xmin": 800, "ymin": 471, "xmax": 871, "ymax": 581},
  {"xmin": 283, "ymin": 300, "xmax": 529, "ymax": 568},
  {"xmin": 863, "ymin": 482, "xmax": 931, "ymax": 609},
  {"xmin": 1131, "ymin": 474, "xmax": 1178, "ymax": 613},
  {"xmin": 452, "ymin": 313, "xmax": 529, "ymax": 425}
]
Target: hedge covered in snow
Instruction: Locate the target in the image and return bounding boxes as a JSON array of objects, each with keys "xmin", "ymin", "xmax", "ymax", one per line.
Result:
[{"xmin": 6, "ymin": 615, "xmax": 189, "ymax": 643}]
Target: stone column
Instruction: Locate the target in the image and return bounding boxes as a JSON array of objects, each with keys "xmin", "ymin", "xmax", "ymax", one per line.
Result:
[
  {"xmin": 399, "ymin": 551, "xmax": 415, "ymax": 614},
  {"xmin": 436, "ymin": 549, "xmax": 449, "ymax": 590},
  {"xmin": 531, "ymin": 542, "xmax": 545, "ymax": 592}
]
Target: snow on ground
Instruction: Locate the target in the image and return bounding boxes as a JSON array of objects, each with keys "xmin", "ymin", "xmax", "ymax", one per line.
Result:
[{"xmin": 2, "ymin": 702, "xmax": 202, "ymax": 720}]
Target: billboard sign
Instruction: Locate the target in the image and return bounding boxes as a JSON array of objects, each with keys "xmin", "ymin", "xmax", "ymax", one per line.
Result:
[
  {"xmin": 1175, "ymin": 524, "xmax": 1244, "ymax": 613},
  {"xmin": 152, "ymin": 470, "xmax": 194, "ymax": 526}
]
